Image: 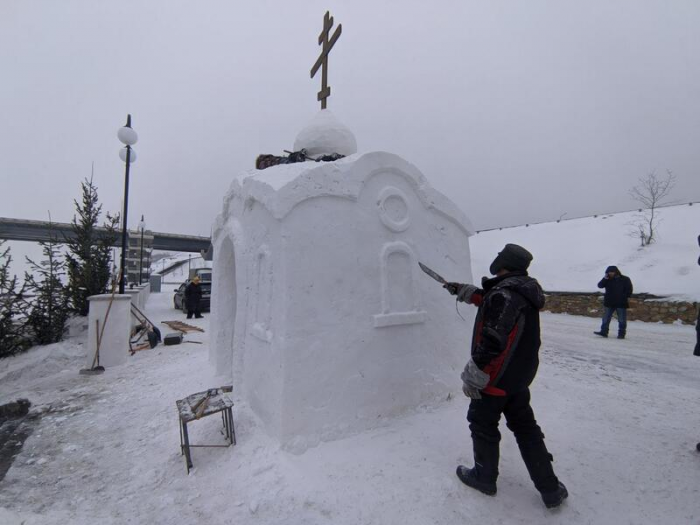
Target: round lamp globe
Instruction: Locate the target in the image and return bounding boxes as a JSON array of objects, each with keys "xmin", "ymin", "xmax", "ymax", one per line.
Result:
[
  {"xmin": 119, "ymin": 147, "xmax": 136, "ymax": 163},
  {"xmin": 118, "ymin": 126, "xmax": 138, "ymax": 146}
]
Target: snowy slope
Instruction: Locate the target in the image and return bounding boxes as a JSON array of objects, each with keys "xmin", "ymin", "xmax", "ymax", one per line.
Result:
[
  {"xmin": 151, "ymin": 252, "xmax": 211, "ymax": 284},
  {"xmin": 0, "ymin": 292, "xmax": 698, "ymax": 524},
  {"xmin": 470, "ymin": 204, "xmax": 700, "ymax": 301}
]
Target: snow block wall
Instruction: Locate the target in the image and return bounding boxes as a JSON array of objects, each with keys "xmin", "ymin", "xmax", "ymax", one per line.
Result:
[{"xmin": 211, "ymin": 113, "xmax": 475, "ymax": 452}]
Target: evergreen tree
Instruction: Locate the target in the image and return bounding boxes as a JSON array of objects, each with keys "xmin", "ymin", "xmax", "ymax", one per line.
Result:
[
  {"xmin": 65, "ymin": 177, "xmax": 119, "ymax": 316},
  {"xmin": 0, "ymin": 241, "xmax": 31, "ymax": 357},
  {"xmin": 25, "ymin": 224, "xmax": 71, "ymax": 345}
]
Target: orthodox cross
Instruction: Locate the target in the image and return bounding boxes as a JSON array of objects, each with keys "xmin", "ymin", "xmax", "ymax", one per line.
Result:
[{"xmin": 310, "ymin": 11, "xmax": 342, "ymax": 109}]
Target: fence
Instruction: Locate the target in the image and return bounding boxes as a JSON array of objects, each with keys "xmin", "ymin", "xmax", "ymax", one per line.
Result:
[{"xmin": 544, "ymin": 291, "xmax": 698, "ymax": 325}]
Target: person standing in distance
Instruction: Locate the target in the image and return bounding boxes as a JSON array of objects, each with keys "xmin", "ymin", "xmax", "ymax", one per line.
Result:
[
  {"xmin": 444, "ymin": 243, "xmax": 568, "ymax": 509},
  {"xmin": 594, "ymin": 266, "xmax": 633, "ymax": 339},
  {"xmin": 184, "ymin": 276, "xmax": 204, "ymax": 319},
  {"xmin": 694, "ymin": 235, "xmax": 699, "ymax": 453}
]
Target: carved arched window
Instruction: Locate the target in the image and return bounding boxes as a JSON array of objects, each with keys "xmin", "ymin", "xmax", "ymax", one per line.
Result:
[
  {"xmin": 373, "ymin": 241, "xmax": 426, "ymax": 328},
  {"xmin": 251, "ymin": 245, "xmax": 273, "ymax": 342}
]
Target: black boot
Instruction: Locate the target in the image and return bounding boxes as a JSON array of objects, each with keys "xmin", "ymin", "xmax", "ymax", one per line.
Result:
[
  {"xmin": 456, "ymin": 438, "xmax": 499, "ymax": 496},
  {"xmin": 617, "ymin": 333, "xmax": 625, "ymax": 339},
  {"xmin": 518, "ymin": 440, "xmax": 567, "ymax": 508},
  {"xmin": 593, "ymin": 331, "xmax": 608, "ymax": 337},
  {"xmin": 456, "ymin": 465, "xmax": 496, "ymax": 496},
  {"xmin": 541, "ymin": 482, "xmax": 569, "ymax": 509}
]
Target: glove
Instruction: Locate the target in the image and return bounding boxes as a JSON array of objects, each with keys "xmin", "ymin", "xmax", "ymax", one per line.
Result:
[
  {"xmin": 443, "ymin": 282, "xmax": 478, "ymax": 304},
  {"xmin": 456, "ymin": 284, "xmax": 478, "ymax": 304},
  {"xmin": 460, "ymin": 359, "xmax": 490, "ymax": 399},
  {"xmin": 443, "ymin": 282, "xmax": 460, "ymax": 295}
]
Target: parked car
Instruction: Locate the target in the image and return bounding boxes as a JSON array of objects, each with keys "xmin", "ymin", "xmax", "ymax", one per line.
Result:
[
  {"xmin": 173, "ymin": 280, "xmax": 212, "ymax": 313},
  {"xmin": 189, "ymin": 268, "xmax": 212, "ymax": 282}
]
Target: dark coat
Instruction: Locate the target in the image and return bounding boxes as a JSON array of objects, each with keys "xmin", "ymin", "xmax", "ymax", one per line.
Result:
[
  {"xmin": 184, "ymin": 281, "xmax": 203, "ymax": 310},
  {"xmin": 468, "ymin": 271, "xmax": 545, "ymax": 396},
  {"xmin": 597, "ymin": 268, "xmax": 633, "ymax": 308}
]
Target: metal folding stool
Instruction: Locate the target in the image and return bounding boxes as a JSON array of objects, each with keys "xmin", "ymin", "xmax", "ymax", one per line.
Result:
[{"xmin": 176, "ymin": 388, "xmax": 236, "ymax": 473}]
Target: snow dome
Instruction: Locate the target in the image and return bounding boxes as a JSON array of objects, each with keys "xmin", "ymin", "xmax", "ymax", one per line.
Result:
[
  {"xmin": 293, "ymin": 109, "xmax": 357, "ymax": 157},
  {"xmin": 210, "ymin": 115, "xmax": 474, "ymax": 452}
]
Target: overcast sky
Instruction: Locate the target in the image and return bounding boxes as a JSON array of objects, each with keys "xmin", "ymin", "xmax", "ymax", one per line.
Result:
[{"xmin": 1, "ymin": 0, "xmax": 699, "ymax": 239}]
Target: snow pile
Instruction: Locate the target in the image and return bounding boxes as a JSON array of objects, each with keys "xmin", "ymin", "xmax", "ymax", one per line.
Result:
[
  {"xmin": 470, "ymin": 204, "xmax": 700, "ymax": 300},
  {"xmin": 293, "ymin": 109, "xmax": 357, "ymax": 157},
  {"xmin": 0, "ymin": 319, "xmax": 87, "ymax": 402}
]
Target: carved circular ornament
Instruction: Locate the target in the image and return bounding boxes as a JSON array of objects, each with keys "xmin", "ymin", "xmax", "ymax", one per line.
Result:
[{"xmin": 377, "ymin": 186, "xmax": 410, "ymax": 232}]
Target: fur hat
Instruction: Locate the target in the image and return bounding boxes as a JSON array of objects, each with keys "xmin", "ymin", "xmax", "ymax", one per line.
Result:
[{"xmin": 489, "ymin": 244, "xmax": 533, "ymax": 275}]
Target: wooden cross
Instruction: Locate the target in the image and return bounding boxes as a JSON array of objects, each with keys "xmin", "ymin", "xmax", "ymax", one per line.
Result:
[{"xmin": 310, "ymin": 11, "xmax": 342, "ymax": 109}]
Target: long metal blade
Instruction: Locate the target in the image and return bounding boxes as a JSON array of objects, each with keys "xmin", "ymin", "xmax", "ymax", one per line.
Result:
[{"xmin": 418, "ymin": 262, "xmax": 447, "ymax": 284}]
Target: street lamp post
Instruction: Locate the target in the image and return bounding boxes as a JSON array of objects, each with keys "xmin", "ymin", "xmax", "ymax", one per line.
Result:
[
  {"xmin": 117, "ymin": 114, "xmax": 138, "ymax": 294},
  {"xmin": 138, "ymin": 215, "xmax": 146, "ymax": 285},
  {"xmin": 146, "ymin": 250, "xmax": 151, "ymax": 283}
]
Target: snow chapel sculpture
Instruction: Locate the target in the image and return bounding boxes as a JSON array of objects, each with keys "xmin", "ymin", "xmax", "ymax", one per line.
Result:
[{"xmin": 210, "ymin": 12, "xmax": 475, "ymax": 452}]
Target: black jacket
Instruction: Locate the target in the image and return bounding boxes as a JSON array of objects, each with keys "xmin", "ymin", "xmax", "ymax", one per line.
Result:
[
  {"xmin": 597, "ymin": 272, "xmax": 633, "ymax": 308},
  {"xmin": 184, "ymin": 281, "xmax": 203, "ymax": 310},
  {"xmin": 468, "ymin": 271, "xmax": 545, "ymax": 396}
]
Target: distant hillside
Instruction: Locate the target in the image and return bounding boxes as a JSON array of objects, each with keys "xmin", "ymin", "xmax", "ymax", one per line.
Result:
[{"xmin": 470, "ymin": 204, "xmax": 700, "ymax": 301}]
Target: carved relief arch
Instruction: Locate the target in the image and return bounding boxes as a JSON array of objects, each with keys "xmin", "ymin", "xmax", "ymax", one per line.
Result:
[
  {"xmin": 251, "ymin": 244, "xmax": 273, "ymax": 343},
  {"xmin": 373, "ymin": 241, "xmax": 426, "ymax": 328}
]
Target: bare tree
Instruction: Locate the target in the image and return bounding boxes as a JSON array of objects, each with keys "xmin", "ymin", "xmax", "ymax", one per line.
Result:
[{"xmin": 629, "ymin": 170, "xmax": 676, "ymax": 246}]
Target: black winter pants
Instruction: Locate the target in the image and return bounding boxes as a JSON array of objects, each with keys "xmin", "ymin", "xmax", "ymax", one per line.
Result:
[
  {"xmin": 186, "ymin": 305, "xmax": 202, "ymax": 319},
  {"xmin": 467, "ymin": 388, "xmax": 559, "ymax": 493},
  {"xmin": 694, "ymin": 308, "xmax": 699, "ymax": 356}
]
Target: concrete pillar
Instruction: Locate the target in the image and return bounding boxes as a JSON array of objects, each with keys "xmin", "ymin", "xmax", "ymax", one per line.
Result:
[
  {"xmin": 149, "ymin": 274, "xmax": 162, "ymax": 293},
  {"xmin": 124, "ymin": 289, "xmax": 140, "ymax": 328},
  {"xmin": 123, "ymin": 285, "xmax": 150, "ymax": 327},
  {"xmin": 141, "ymin": 282, "xmax": 151, "ymax": 307},
  {"xmin": 86, "ymin": 294, "xmax": 131, "ymax": 368}
]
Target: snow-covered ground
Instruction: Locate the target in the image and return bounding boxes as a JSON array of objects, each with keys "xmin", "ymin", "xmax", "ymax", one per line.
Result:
[
  {"xmin": 471, "ymin": 203, "xmax": 700, "ymax": 301},
  {"xmin": 1, "ymin": 291, "xmax": 699, "ymax": 524}
]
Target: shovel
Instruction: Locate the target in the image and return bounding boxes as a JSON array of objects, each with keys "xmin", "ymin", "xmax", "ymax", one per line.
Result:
[{"xmin": 80, "ymin": 271, "xmax": 120, "ymax": 375}]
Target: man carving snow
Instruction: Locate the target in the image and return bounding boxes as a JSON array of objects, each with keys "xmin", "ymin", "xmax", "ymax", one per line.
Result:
[{"xmin": 444, "ymin": 243, "xmax": 568, "ymax": 509}]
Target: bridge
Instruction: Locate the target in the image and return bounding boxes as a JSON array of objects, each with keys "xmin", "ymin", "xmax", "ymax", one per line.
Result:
[{"xmin": 0, "ymin": 217, "xmax": 211, "ymax": 253}]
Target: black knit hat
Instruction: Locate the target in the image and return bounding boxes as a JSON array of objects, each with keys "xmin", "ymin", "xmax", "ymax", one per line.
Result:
[
  {"xmin": 605, "ymin": 266, "xmax": 620, "ymax": 275},
  {"xmin": 489, "ymin": 244, "xmax": 533, "ymax": 275}
]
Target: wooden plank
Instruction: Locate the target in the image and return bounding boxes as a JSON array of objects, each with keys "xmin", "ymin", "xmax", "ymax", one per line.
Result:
[
  {"xmin": 177, "ymin": 390, "xmax": 233, "ymax": 424},
  {"xmin": 162, "ymin": 320, "xmax": 205, "ymax": 333}
]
